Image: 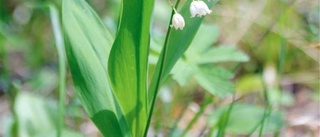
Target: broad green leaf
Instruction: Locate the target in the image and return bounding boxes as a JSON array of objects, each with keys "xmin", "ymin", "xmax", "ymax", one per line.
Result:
[
  {"xmin": 171, "ymin": 60, "xmax": 198, "ymax": 86},
  {"xmin": 170, "ymin": 24, "xmax": 239, "ymax": 96},
  {"xmin": 194, "ymin": 66, "xmax": 234, "ymax": 97},
  {"xmin": 107, "ymin": 0, "xmax": 154, "ymax": 136},
  {"xmin": 62, "ymin": 0, "xmax": 125, "ymax": 136},
  {"xmin": 185, "ymin": 24, "xmax": 220, "ymax": 60},
  {"xmin": 198, "ymin": 46, "xmax": 249, "ymax": 64},
  {"xmin": 149, "ymin": 0, "xmax": 218, "ymax": 105},
  {"xmin": 208, "ymin": 104, "xmax": 284, "ymax": 134}
]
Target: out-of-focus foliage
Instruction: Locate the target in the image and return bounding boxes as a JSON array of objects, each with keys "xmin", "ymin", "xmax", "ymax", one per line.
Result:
[
  {"xmin": 3, "ymin": 90, "xmax": 82, "ymax": 137},
  {"xmin": 171, "ymin": 24, "xmax": 249, "ymax": 97},
  {"xmin": 0, "ymin": 0, "xmax": 319, "ymax": 136},
  {"xmin": 208, "ymin": 103, "xmax": 284, "ymax": 134}
]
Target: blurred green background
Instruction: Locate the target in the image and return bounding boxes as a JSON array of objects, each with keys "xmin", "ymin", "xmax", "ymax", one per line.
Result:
[{"xmin": 0, "ymin": 0, "xmax": 319, "ymax": 136}]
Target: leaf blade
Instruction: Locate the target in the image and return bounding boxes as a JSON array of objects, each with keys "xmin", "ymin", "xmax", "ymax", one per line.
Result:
[
  {"xmin": 198, "ymin": 46, "xmax": 250, "ymax": 64},
  {"xmin": 62, "ymin": 0, "xmax": 126, "ymax": 136},
  {"xmin": 107, "ymin": 0, "xmax": 154, "ymax": 136}
]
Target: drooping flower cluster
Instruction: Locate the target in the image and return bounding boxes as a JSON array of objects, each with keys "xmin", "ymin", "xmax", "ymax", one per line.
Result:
[{"xmin": 170, "ymin": 0, "xmax": 211, "ymax": 30}]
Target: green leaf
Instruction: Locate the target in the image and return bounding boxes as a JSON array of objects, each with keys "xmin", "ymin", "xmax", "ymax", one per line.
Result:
[
  {"xmin": 198, "ymin": 46, "xmax": 249, "ymax": 64},
  {"xmin": 170, "ymin": 24, "xmax": 238, "ymax": 97},
  {"xmin": 171, "ymin": 60, "xmax": 197, "ymax": 86},
  {"xmin": 194, "ymin": 66, "xmax": 234, "ymax": 97},
  {"xmin": 62, "ymin": 0, "xmax": 125, "ymax": 136},
  {"xmin": 107, "ymin": 0, "xmax": 155, "ymax": 136},
  {"xmin": 49, "ymin": 5, "xmax": 67, "ymax": 137},
  {"xmin": 208, "ymin": 104, "xmax": 284, "ymax": 134},
  {"xmin": 185, "ymin": 24, "xmax": 220, "ymax": 60},
  {"xmin": 149, "ymin": 0, "xmax": 219, "ymax": 106}
]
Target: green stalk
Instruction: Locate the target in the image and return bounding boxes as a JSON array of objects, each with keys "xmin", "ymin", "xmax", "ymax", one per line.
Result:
[
  {"xmin": 214, "ymin": 64, "xmax": 242, "ymax": 137},
  {"xmin": 206, "ymin": 64, "xmax": 242, "ymax": 137},
  {"xmin": 144, "ymin": 0, "xmax": 182, "ymax": 136},
  {"xmin": 179, "ymin": 95, "xmax": 213, "ymax": 137},
  {"xmin": 246, "ymin": 109, "xmax": 267, "ymax": 136},
  {"xmin": 258, "ymin": 73, "xmax": 271, "ymax": 137},
  {"xmin": 216, "ymin": 95, "xmax": 235, "ymax": 137},
  {"xmin": 49, "ymin": 5, "xmax": 66, "ymax": 137},
  {"xmin": 246, "ymin": 28, "xmax": 287, "ymax": 137},
  {"xmin": 258, "ymin": 106, "xmax": 272, "ymax": 137}
]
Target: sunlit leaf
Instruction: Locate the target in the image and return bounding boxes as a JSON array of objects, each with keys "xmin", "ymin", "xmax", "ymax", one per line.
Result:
[
  {"xmin": 62, "ymin": 0, "xmax": 125, "ymax": 136},
  {"xmin": 107, "ymin": 0, "xmax": 155, "ymax": 136}
]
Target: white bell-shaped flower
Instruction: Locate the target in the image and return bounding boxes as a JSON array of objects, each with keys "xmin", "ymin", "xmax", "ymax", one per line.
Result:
[
  {"xmin": 170, "ymin": 13, "xmax": 185, "ymax": 30},
  {"xmin": 190, "ymin": 0, "xmax": 212, "ymax": 18}
]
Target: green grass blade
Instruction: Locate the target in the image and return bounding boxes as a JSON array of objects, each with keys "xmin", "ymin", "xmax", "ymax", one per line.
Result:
[
  {"xmin": 107, "ymin": 0, "xmax": 154, "ymax": 136},
  {"xmin": 49, "ymin": 5, "xmax": 66, "ymax": 137},
  {"xmin": 216, "ymin": 96, "xmax": 235, "ymax": 137},
  {"xmin": 62, "ymin": 0, "xmax": 126, "ymax": 136}
]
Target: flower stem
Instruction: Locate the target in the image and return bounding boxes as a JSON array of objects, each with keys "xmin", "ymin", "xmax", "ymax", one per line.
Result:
[{"xmin": 143, "ymin": 0, "xmax": 182, "ymax": 136}]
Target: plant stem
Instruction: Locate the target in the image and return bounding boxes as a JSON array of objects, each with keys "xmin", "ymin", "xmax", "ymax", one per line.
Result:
[
  {"xmin": 258, "ymin": 72, "xmax": 272, "ymax": 137},
  {"xmin": 258, "ymin": 105, "xmax": 272, "ymax": 137},
  {"xmin": 216, "ymin": 95, "xmax": 235, "ymax": 137},
  {"xmin": 49, "ymin": 5, "xmax": 66, "ymax": 137},
  {"xmin": 144, "ymin": 0, "xmax": 182, "ymax": 136}
]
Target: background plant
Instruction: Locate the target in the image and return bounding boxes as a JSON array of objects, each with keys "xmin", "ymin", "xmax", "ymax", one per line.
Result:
[{"xmin": 0, "ymin": 0, "xmax": 319, "ymax": 137}]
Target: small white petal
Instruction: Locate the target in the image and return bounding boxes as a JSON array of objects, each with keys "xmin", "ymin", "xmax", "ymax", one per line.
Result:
[
  {"xmin": 171, "ymin": 13, "xmax": 185, "ymax": 30},
  {"xmin": 190, "ymin": 1, "xmax": 198, "ymax": 18},
  {"xmin": 189, "ymin": 0, "xmax": 212, "ymax": 18},
  {"xmin": 198, "ymin": 1, "xmax": 212, "ymax": 14}
]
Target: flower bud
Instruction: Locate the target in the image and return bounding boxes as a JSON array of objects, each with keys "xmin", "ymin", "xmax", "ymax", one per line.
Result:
[
  {"xmin": 190, "ymin": 0, "xmax": 212, "ymax": 18},
  {"xmin": 170, "ymin": 13, "xmax": 185, "ymax": 30}
]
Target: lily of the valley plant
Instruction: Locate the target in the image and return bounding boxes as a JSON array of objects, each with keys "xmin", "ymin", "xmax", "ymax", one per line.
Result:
[{"xmin": 62, "ymin": 0, "xmax": 213, "ymax": 136}]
